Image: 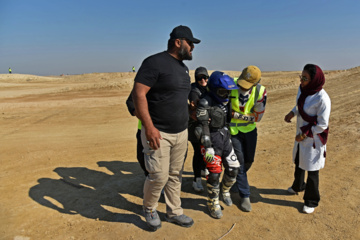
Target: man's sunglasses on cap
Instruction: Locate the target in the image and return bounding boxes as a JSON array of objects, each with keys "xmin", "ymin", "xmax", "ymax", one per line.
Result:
[{"xmin": 181, "ymin": 38, "xmax": 194, "ymax": 46}]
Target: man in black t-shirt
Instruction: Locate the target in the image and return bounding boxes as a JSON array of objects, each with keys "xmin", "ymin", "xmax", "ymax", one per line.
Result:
[{"xmin": 132, "ymin": 25, "xmax": 200, "ymax": 231}]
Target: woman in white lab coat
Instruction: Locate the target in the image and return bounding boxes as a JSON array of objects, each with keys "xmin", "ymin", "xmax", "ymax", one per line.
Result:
[{"xmin": 284, "ymin": 64, "xmax": 331, "ymax": 214}]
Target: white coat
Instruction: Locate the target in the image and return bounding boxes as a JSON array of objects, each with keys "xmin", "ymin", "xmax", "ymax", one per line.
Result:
[{"xmin": 291, "ymin": 87, "xmax": 331, "ymax": 171}]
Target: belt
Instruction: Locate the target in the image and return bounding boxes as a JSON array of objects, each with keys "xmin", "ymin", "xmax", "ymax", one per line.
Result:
[{"xmin": 210, "ymin": 126, "xmax": 228, "ymax": 133}]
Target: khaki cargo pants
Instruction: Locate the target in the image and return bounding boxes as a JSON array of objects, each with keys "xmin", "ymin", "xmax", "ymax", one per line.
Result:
[{"xmin": 141, "ymin": 128, "xmax": 188, "ymax": 217}]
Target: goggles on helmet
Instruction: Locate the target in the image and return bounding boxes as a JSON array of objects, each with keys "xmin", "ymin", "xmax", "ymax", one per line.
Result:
[{"xmin": 216, "ymin": 88, "xmax": 231, "ymax": 99}]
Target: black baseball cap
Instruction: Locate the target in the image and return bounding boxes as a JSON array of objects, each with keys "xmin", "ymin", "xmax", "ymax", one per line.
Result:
[
  {"xmin": 170, "ymin": 25, "xmax": 201, "ymax": 44},
  {"xmin": 195, "ymin": 67, "xmax": 209, "ymax": 77}
]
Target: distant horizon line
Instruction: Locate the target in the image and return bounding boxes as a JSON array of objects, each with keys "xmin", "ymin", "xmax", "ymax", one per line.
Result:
[{"xmin": 1, "ymin": 66, "xmax": 359, "ymax": 77}]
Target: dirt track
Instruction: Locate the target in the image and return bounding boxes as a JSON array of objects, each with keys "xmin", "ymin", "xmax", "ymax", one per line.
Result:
[{"xmin": 1, "ymin": 69, "xmax": 359, "ymax": 240}]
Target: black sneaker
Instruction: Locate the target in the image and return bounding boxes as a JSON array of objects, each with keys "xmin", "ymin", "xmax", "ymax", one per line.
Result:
[
  {"xmin": 143, "ymin": 208, "xmax": 161, "ymax": 231},
  {"xmin": 165, "ymin": 214, "xmax": 194, "ymax": 228}
]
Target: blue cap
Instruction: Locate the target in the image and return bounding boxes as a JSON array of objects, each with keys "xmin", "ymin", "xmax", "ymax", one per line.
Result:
[{"xmin": 208, "ymin": 71, "xmax": 238, "ymax": 90}]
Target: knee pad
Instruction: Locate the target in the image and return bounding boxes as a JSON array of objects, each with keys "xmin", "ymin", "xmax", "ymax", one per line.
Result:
[
  {"xmin": 207, "ymin": 172, "xmax": 220, "ymax": 186},
  {"xmin": 225, "ymin": 167, "xmax": 239, "ymax": 178},
  {"xmin": 225, "ymin": 148, "xmax": 240, "ymax": 168}
]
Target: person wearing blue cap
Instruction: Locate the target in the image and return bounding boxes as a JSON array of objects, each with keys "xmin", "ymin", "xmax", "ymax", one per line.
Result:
[
  {"xmin": 132, "ymin": 25, "xmax": 200, "ymax": 231},
  {"xmin": 195, "ymin": 71, "xmax": 240, "ymax": 219}
]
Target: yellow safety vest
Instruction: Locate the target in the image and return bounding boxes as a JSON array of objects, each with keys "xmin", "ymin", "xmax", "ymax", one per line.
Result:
[
  {"xmin": 137, "ymin": 120, "xmax": 142, "ymax": 130},
  {"xmin": 230, "ymin": 78, "xmax": 265, "ymax": 134}
]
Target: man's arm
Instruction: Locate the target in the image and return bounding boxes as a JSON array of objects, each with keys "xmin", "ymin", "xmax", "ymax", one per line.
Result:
[{"xmin": 132, "ymin": 82, "xmax": 162, "ymax": 150}]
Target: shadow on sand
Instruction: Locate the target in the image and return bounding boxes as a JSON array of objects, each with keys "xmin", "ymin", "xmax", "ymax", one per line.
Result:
[
  {"xmin": 29, "ymin": 160, "xmax": 150, "ymax": 229},
  {"xmin": 29, "ymin": 160, "xmax": 207, "ymax": 230},
  {"xmin": 230, "ymin": 186, "xmax": 304, "ymax": 213}
]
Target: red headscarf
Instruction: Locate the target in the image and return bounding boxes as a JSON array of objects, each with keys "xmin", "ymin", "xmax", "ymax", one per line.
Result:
[
  {"xmin": 297, "ymin": 65, "xmax": 329, "ymax": 148},
  {"xmin": 300, "ymin": 65, "xmax": 325, "ymax": 96}
]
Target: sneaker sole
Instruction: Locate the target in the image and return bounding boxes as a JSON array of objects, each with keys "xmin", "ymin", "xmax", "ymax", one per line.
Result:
[
  {"xmin": 210, "ymin": 212, "xmax": 223, "ymax": 219},
  {"xmin": 287, "ymin": 188, "xmax": 298, "ymax": 195},
  {"xmin": 240, "ymin": 206, "xmax": 252, "ymax": 212},
  {"xmin": 288, "ymin": 187, "xmax": 306, "ymax": 195},
  {"xmin": 146, "ymin": 223, "xmax": 161, "ymax": 231},
  {"xmin": 165, "ymin": 216, "xmax": 194, "ymax": 228},
  {"xmin": 240, "ymin": 203, "xmax": 252, "ymax": 212}
]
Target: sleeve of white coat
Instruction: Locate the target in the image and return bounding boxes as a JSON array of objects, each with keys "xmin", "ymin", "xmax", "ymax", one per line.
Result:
[
  {"xmin": 312, "ymin": 93, "xmax": 331, "ymax": 135},
  {"xmin": 291, "ymin": 87, "xmax": 301, "ymax": 115}
]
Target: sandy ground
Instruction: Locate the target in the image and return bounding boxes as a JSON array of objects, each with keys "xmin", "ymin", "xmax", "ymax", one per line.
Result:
[{"xmin": 1, "ymin": 68, "xmax": 359, "ymax": 240}]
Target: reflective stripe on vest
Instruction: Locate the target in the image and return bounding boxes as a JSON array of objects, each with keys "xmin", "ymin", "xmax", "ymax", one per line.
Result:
[{"xmin": 230, "ymin": 78, "xmax": 265, "ymax": 134}]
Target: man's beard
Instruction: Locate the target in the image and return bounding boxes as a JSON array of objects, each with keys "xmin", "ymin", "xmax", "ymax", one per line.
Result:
[{"xmin": 178, "ymin": 44, "xmax": 192, "ymax": 61}]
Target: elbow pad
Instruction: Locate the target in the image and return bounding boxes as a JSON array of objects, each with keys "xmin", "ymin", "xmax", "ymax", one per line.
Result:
[
  {"xmin": 194, "ymin": 126, "xmax": 202, "ymax": 140},
  {"xmin": 196, "ymin": 98, "xmax": 210, "ymax": 122},
  {"xmin": 201, "ymin": 135, "xmax": 212, "ymax": 148}
]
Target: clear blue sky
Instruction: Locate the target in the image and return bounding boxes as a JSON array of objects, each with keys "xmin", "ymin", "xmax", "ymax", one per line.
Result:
[{"xmin": 1, "ymin": 0, "xmax": 359, "ymax": 75}]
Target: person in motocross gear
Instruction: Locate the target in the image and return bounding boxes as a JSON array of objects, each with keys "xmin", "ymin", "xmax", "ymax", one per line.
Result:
[{"xmin": 195, "ymin": 71, "xmax": 240, "ymax": 219}]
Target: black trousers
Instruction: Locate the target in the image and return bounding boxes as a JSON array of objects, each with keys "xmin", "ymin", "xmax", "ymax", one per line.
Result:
[
  {"xmin": 291, "ymin": 146, "xmax": 320, "ymax": 208},
  {"xmin": 230, "ymin": 128, "xmax": 257, "ymax": 198},
  {"xmin": 136, "ymin": 129, "xmax": 148, "ymax": 176},
  {"xmin": 190, "ymin": 140, "xmax": 205, "ymax": 180}
]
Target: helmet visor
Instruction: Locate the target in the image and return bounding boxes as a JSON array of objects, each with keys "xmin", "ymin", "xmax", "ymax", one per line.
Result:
[{"xmin": 216, "ymin": 88, "xmax": 231, "ymax": 99}]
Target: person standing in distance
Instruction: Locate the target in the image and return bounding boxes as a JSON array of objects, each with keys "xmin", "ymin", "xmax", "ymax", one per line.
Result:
[
  {"xmin": 188, "ymin": 66, "xmax": 209, "ymax": 192},
  {"xmin": 9, "ymin": 67, "xmax": 12, "ymax": 74},
  {"xmin": 132, "ymin": 25, "xmax": 200, "ymax": 231},
  {"xmin": 229, "ymin": 66, "xmax": 267, "ymax": 212}
]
